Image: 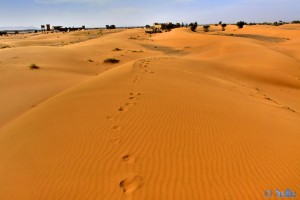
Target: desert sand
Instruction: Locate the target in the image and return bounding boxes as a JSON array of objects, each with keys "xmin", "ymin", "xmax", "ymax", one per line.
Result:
[{"xmin": 0, "ymin": 25, "xmax": 299, "ymax": 199}]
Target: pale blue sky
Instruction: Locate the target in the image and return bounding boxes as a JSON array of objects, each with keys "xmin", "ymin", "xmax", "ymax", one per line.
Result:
[{"xmin": 0, "ymin": 0, "xmax": 299, "ymax": 28}]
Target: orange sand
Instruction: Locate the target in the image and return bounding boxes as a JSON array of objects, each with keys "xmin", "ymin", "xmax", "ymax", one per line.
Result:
[{"xmin": 0, "ymin": 25, "xmax": 299, "ymax": 199}]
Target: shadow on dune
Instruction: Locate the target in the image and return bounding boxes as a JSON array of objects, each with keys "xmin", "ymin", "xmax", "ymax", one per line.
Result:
[
  {"xmin": 215, "ymin": 33, "xmax": 289, "ymax": 43},
  {"xmin": 140, "ymin": 44, "xmax": 189, "ymax": 56},
  {"xmin": 278, "ymin": 27, "xmax": 300, "ymax": 30}
]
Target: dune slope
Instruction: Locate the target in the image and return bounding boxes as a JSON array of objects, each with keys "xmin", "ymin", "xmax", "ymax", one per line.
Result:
[{"xmin": 0, "ymin": 25, "xmax": 300, "ymax": 200}]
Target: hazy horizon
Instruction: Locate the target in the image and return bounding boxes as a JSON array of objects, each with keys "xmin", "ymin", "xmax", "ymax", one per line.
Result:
[{"xmin": 0, "ymin": 0, "xmax": 299, "ymax": 28}]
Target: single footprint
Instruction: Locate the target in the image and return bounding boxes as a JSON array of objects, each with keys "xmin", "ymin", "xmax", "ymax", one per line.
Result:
[
  {"xmin": 119, "ymin": 175, "xmax": 143, "ymax": 194},
  {"xmin": 122, "ymin": 154, "xmax": 130, "ymax": 161},
  {"xmin": 113, "ymin": 125, "xmax": 121, "ymax": 131},
  {"xmin": 122, "ymin": 154, "xmax": 135, "ymax": 164},
  {"xmin": 106, "ymin": 116, "xmax": 115, "ymax": 120},
  {"xmin": 119, "ymin": 107, "xmax": 129, "ymax": 112}
]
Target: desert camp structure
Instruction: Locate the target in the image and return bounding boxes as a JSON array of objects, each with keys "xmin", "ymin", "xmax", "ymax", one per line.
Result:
[
  {"xmin": 52, "ymin": 25, "xmax": 86, "ymax": 32},
  {"xmin": 40, "ymin": 24, "xmax": 86, "ymax": 32}
]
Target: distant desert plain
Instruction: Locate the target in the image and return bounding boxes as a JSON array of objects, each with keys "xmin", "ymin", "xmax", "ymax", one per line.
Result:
[{"xmin": 0, "ymin": 24, "xmax": 300, "ymax": 199}]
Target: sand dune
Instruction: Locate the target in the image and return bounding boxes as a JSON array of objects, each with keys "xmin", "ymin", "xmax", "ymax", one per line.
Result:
[{"xmin": 0, "ymin": 25, "xmax": 299, "ymax": 199}]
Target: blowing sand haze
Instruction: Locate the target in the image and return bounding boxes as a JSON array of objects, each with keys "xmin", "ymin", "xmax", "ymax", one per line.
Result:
[{"xmin": 1, "ymin": 3, "xmax": 300, "ymax": 199}]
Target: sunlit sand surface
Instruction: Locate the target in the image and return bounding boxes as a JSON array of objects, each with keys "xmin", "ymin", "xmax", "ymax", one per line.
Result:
[{"xmin": 0, "ymin": 25, "xmax": 299, "ymax": 199}]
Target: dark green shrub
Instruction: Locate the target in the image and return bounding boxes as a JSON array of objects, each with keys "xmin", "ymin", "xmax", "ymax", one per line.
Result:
[
  {"xmin": 104, "ymin": 58, "xmax": 120, "ymax": 64},
  {"xmin": 237, "ymin": 21, "xmax": 245, "ymax": 28},
  {"xmin": 203, "ymin": 25, "xmax": 210, "ymax": 32},
  {"xmin": 0, "ymin": 31, "xmax": 7, "ymax": 36},
  {"xmin": 190, "ymin": 22, "xmax": 198, "ymax": 32},
  {"xmin": 106, "ymin": 25, "xmax": 116, "ymax": 29},
  {"xmin": 29, "ymin": 64, "xmax": 40, "ymax": 70},
  {"xmin": 221, "ymin": 24, "xmax": 227, "ymax": 31},
  {"xmin": 0, "ymin": 45, "xmax": 10, "ymax": 49},
  {"xmin": 248, "ymin": 23, "xmax": 257, "ymax": 26}
]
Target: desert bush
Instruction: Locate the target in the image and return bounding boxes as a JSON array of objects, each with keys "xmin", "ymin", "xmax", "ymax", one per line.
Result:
[
  {"xmin": 292, "ymin": 20, "xmax": 300, "ymax": 24},
  {"xmin": 113, "ymin": 48, "xmax": 122, "ymax": 51},
  {"xmin": 0, "ymin": 31, "xmax": 7, "ymax": 36},
  {"xmin": 261, "ymin": 22, "xmax": 272, "ymax": 25},
  {"xmin": 29, "ymin": 64, "xmax": 40, "ymax": 70},
  {"xmin": 106, "ymin": 25, "xmax": 116, "ymax": 29},
  {"xmin": 104, "ymin": 58, "xmax": 120, "ymax": 64},
  {"xmin": 189, "ymin": 22, "xmax": 198, "ymax": 32},
  {"xmin": 145, "ymin": 25, "xmax": 151, "ymax": 28},
  {"xmin": 221, "ymin": 23, "xmax": 227, "ymax": 31},
  {"xmin": 237, "ymin": 21, "xmax": 245, "ymax": 28},
  {"xmin": 0, "ymin": 45, "xmax": 11, "ymax": 49},
  {"xmin": 248, "ymin": 22, "xmax": 257, "ymax": 26},
  {"xmin": 164, "ymin": 23, "xmax": 176, "ymax": 31},
  {"xmin": 273, "ymin": 21, "xmax": 284, "ymax": 26},
  {"xmin": 203, "ymin": 25, "xmax": 210, "ymax": 32}
]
